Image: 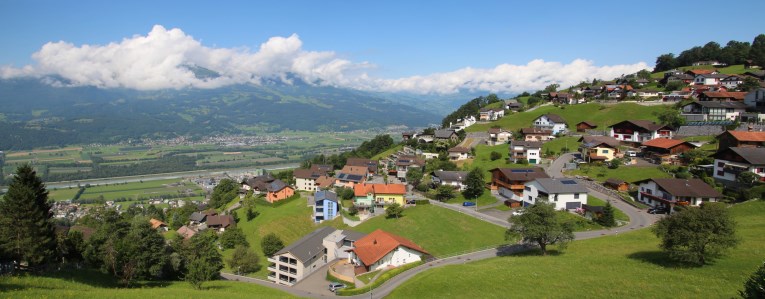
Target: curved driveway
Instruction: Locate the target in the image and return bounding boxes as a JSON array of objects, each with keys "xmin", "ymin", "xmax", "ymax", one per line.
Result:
[{"xmin": 221, "ymin": 153, "xmax": 659, "ymax": 298}]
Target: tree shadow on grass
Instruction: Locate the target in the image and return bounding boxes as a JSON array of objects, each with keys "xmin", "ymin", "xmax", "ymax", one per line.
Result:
[
  {"xmin": 496, "ymin": 244, "xmax": 563, "ymax": 257},
  {"xmin": 626, "ymin": 251, "xmax": 702, "ymax": 269},
  {"xmin": 38, "ymin": 268, "xmax": 175, "ymax": 289}
]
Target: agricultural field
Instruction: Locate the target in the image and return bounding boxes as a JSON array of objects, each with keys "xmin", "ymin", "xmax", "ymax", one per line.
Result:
[
  {"xmin": 0, "ymin": 268, "xmax": 296, "ymax": 299},
  {"xmin": 466, "ymin": 103, "xmax": 668, "ymax": 133},
  {"xmin": 387, "ymin": 200, "xmax": 765, "ymax": 298},
  {"xmin": 47, "ymin": 179, "xmax": 206, "ymax": 209},
  {"xmin": 565, "ymin": 164, "xmax": 672, "ymax": 183}
]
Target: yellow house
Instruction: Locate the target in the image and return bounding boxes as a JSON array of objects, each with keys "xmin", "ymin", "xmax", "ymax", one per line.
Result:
[
  {"xmin": 354, "ymin": 183, "xmax": 407, "ymax": 212},
  {"xmin": 579, "ymin": 136, "xmax": 621, "ymax": 162}
]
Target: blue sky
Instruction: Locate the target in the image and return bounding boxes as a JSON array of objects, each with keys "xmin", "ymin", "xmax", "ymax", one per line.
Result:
[{"xmin": 1, "ymin": 0, "xmax": 764, "ymax": 93}]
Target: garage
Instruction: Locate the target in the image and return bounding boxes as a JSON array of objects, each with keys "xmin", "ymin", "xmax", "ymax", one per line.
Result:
[{"xmin": 565, "ymin": 201, "xmax": 581, "ymax": 210}]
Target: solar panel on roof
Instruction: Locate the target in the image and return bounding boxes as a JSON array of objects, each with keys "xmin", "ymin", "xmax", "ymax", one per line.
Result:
[
  {"xmin": 561, "ymin": 180, "xmax": 577, "ymax": 185},
  {"xmin": 510, "ymin": 169, "xmax": 533, "ymax": 173}
]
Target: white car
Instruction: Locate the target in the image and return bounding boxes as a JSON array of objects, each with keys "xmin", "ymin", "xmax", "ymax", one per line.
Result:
[
  {"xmin": 626, "ymin": 151, "xmax": 637, "ymax": 157},
  {"xmin": 512, "ymin": 209, "xmax": 525, "ymax": 216}
]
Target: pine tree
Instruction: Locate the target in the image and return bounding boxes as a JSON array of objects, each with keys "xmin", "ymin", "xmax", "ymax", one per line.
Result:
[
  {"xmin": 0, "ymin": 164, "xmax": 56, "ymax": 268},
  {"xmin": 462, "ymin": 167, "xmax": 485, "ymax": 199},
  {"xmin": 597, "ymin": 202, "xmax": 617, "ymax": 227}
]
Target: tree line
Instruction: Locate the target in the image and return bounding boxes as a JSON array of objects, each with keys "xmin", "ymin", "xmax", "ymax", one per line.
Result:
[
  {"xmin": 654, "ymin": 34, "xmax": 765, "ymax": 72},
  {"xmin": 441, "ymin": 94, "xmax": 502, "ymax": 128}
]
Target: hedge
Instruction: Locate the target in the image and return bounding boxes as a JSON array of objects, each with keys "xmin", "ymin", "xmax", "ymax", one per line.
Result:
[
  {"xmin": 336, "ymin": 261, "xmax": 424, "ymax": 296},
  {"xmin": 414, "ymin": 199, "xmax": 430, "ymax": 205}
]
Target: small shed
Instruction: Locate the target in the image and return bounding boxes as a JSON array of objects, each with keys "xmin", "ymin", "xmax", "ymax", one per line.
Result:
[
  {"xmin": 604, "ymin": 178, "xmax": 629, "ymax": 192},
  {"xmin": 576, "ymin": 121, "xmax": 598, "ymax": 132},
  {"xmin": 582, "ymin": 204, "xmax": 604, "ymax": 220}
]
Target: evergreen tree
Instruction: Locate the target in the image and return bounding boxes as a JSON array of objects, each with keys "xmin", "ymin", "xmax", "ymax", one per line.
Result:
[
  {"xmin": 462, "ymin": 167, "xmax": 485, "ymax": 199},
  {"xmin": 597, "ymin": 202, "xmax": 617, "ymax": 227},
  {"xmin": 740, "ymin": 261, "xmax": 765, "ymax": 298},
  {"xmin": 750, "ymin": 34, "xmax": 765, "ymax": 68},
  {"xmin": 0, "ymin": 164, "xmax": 56, "ymax": 268}
]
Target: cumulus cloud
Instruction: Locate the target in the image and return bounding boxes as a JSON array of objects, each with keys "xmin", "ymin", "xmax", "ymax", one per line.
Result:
[{"xmin": 0, "ymin": 25, "xmax": 649, "ymax": 94}]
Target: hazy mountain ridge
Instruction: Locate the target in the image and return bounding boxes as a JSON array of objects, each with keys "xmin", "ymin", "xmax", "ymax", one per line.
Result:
[{"xmin": 0, "ymin": 77, "xmax": 445, "ymax": 150}]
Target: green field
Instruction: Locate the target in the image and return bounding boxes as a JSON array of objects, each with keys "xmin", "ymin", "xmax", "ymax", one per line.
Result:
[
  {"xmin": 587, "ymin": 196, "xmax": 629, "ymax": 223},
  {"xmin": 465, "ymin": 144, "xmax": 540, "ymax": 182},
  {"xmin": 388, "ymin": 200, "xmax": 765, "ymax": 298},
  {"xmin": 0, "ymin": 269, "xmax": 296, "ymax": 298},
  {"xmin": 47, "ymin": 179, "xmax": 206, "ymax": 203},
  {"xmin": 353, "ymin": 204, "xmax": 506, "ymax": 257},
  {"xmin": 566, "ymin": 165, "xmax": 671, "ymax": 183},
  {"xmin": 541, "ymin": 136, "xmax": 581, "ymax": 155},
  {"xmin": 651, "ymin": 64, "xmax": 750, "ymax": 79},
  {"xmin": 466, "ymin": 103, "xmax": 667, "ymax": 133}
]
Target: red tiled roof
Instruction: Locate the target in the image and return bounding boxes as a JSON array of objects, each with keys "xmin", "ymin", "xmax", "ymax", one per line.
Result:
[
  {"xmin": 354, "ymin": 183, "xmax": 406, "ymax": 197},
  {"xmin": 641, "ymin": 138, "xmax": 695, "ymax": 149},
  {"xmin": 725, "ymin": 130, "xmax": 765, "ymax": 142},
  {"xmin": 687, "ymin": 69, "xmax": 715, "ymax": 75},
  {"xmin": 339, "ymin": 165, "xmax": 368, "ymax": 176},
  {"xmin": 703, "ymin": 91, "xmax": 747, "ymax": 100},
  {"xmin": 351, "ymin": 229, "xmax": 429, "ymax": 266}
]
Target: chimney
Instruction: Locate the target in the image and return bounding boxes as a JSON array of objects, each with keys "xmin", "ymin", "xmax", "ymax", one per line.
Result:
[{"xmin": 373, "ymin": 239, "xmax": 377, "ymax": 245}]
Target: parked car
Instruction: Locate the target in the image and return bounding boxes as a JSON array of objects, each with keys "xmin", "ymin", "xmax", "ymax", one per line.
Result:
[
  {"xmin": 512, "ymin": 209, "xmax": 525, "ymax": 216},
  {"xmin": 462, "ymin": 201, "xmax": 476, "ymax": 207},
  {"xmin": 329, "ymin": 282, "xmax": 346, "ymax": 292},
  {"xmin": 648, "ymin": 207, "xmax": 668, "ymax": 214},
  {"xmin": 626, "ymin": 151, "xmax": 637, "ymax": 157}
]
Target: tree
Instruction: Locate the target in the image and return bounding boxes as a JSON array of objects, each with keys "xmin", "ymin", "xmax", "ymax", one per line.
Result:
[
  {"xmin": 0, "ymin": 164, "xmax": 56, "ymax": 268},
  {"xmin": 261, "ymin": 233, "xmax": 284, "ymax": 257},
  {"xmin": 681, "ymin": 148, "xmax": 710, "ymax": 166},
  {"xmin": 740, "ymin": 261, "xmax": 765, "ymax": 298},
  {"xmin": 462, "ymin": 168, "xmax": 485, "ymax": 199},
  {"xmin": 507, "ymin": 202, "xmax": 574, "ymax": 255},
  {"xmin": 435, "ymin": 185, "xmax": 455, "ymax": 202},
  {"xmin": 737, "ymin": 172, "xmax": 759, "ymax": 188},
  {"xmin": 490, "ymin": 151, "xmax": 502, "ymax": 161},
  {"xmin": 596, "ymin": 202, "xmax": 617, "ymax": 227},
  {"xmin": 636, "ymin": 69, "xmax": 652, "ymax": 80},
  {"xmin": 185, "ymin": 232, "xmax": 223, "ymax": 290},
  {"xmin": 652, "ymin": 203, "xmax": 738, "ymax": 265},
  {"xmin": 739, "ymin": 77, "xmax": 762, "ymax": 92},
  {"xmin": 406, "ymin": 168, "xmax": 424, "ymax": 187},
  {"xmin": 608, "ymin": 158, "xmax": 622, "ymax": 169},
  {"xmin": 209, "ymin": 179, "xmax": 238, "ymax": 209},
  {"xmin": 245, "ymin": 207, "xmax": 259, "ymax": 221},
  {"xmin": 749, "ymin": 34, "xmax": 765, "ymax": 68},
  {"xmin": 218, "ymin": 227, "xmax": 248, "ymax": 249},
  {"xmin": 385, "ymin": 203, "xmax": 404, "ymax": 219},
  {"xmin": 227, "ymin": 245, "xmax": 260, "ymax": 275},
  {"xmin": 655, "ymin": 108, "xmax": 685, "ymax": 129},
  {"xmin": 720, "ymin": 40, "xmax": 751, "ymax": 65},
  {"xmin": 700, "ymin": 41, "xmax": 722, "ymax": 61},
  {"xmin": 654, "ymin": 53, "xmax": 677, "ymax": 72}
]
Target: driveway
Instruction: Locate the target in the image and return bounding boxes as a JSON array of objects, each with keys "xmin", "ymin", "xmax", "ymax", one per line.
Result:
[{"xmin": 291, "ymin": 262, "xmax": 336, "ymax": 296}]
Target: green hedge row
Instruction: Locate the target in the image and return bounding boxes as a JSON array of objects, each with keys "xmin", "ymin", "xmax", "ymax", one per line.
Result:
[
  {"xmin": 414, "ymin": 199, "xmax": 430, "ymax": 205},
  {"xmin": 337, "ymin": 261, "xmax": 424, "ymax": 296}
]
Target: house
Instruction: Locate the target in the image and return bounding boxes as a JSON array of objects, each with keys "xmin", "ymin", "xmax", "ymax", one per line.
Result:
[
  {"xmin": 509, "ymin": 141, "xmax": 542, "ymax": 164},
  {"xmin": 521, "ymin": 128, "xmax": 554, "ymax": 142},
  {"xmin": 348, "ymin": 229, "xmax": 429, "ymax": 273},
  {"xmin": 402, "ymin": 132, "xmax": 415, "ymax": 141},
  {"xmin": 548, "ymin": 92, "xmax": 576, "ymax": 104},
  {"xmin": 268, "ymin": 226, "xmax": 336, "ymax": 286},
  {"xmin": 335, "ymin": 165, "xmax": 368, "ymax": 188},
  {"xmin": 315, "ymin": 175, "xmax": 336, "ymax": 190},
  {"xmin": 488, "ymin": 127, "xmax": 513, "ymax": 145},
  {"xmin": 635, "ymin": 78, "xmax": 650, "ymax": 86},
  {"xmin": 313, "ymin": 190, "xmax": 340, "ymax": 223},
  {"xmin": 716, "ymin": 130, "xmax": 765, "ymax": 151},
  {"xmin": 635, "ymin": 178, "xmax": 723, "ymax": 212},
  {"xmin": 322, "ymin": 229, "xmax": 367, "ymax": 262},
  {"xmin": 532, "ymin": 114, "xmax": 568, "ymax": 135},
  {"xmin": 699, "ymin": 91, "xmax": 747, "ymax": 102},
  {"xmin": 394, "ymin": 155, "xmax": 425, "ymax": 180},
  {"xmin": 431, "ymin": 170, "xmax": 469, "ymax": 191},
  {"xmin": 449, "ymin": 116, "xmax": 477, "ymax": 131},
  {"xmin": 663, "ymin": 91, "xmax": 692, "ymax": 102},
  {"xmin": 686, "ymin": 69, "xmax": 718, "ymax": 76},
  {"xmin": 744, "ymin": 70, "xmax": 765, "ymax": 80},
  {"xmin": 353, "ymin": 183, "xmax": 407, "ymax": 214},
  {"xmin": 681, "ymin": 101, "xmax": 748, "ymax": 121},
  {"xmin": 189, "ymin": 211, "xmax": 207, "ymax": 225},
  {"xmin": 265, "ymin": 180, "xmax": 295, "ymax": 203},
  {"xmin": 505, "ymin": 100, "xmax": 522, "ymax": 111},
  {"xmin": 149, "ymin": 218, "xmax": 168, "ymax": 232},
  {"xmin": 744, "ymin": 88, "xmax": 765, "ymax": 111},
  {"xmin": 609, "ymin": 120, "xmax": 673, "ymax": 143},
  {"xmin": 206, "ymin": 215, "xmax": 235, "ymax": 232},
  {"xmin": 693, "ymin": 73, "xmax": 729, "ymax": 86},
  {"xmin": 712, "ymin": 147, "xmax": 765, "ymax": 182},
  {"xmin": 521, "ymin": 178, "xmax": 588, "ymax": 210},
  {"xmin": 635, "ymin": 89, "xmax": 663, "ymax": 99},
  {"xmin": 575, "ymin": 121, "xmax": 598, "ymax": 132},
  {"xmin": 489, "ymin": 167, "xmax": 550, "ymax": 200},
  {"xmin": 479, "ymin": 108, "xmax": 494, "ymax": 121},
  {"xmin": 642, "ymin": 138, "xmax": 698, "ymax": 158},
  {"xmin": 721, "ymin": 75, "xmax": 744, "ymax": 89},
  {"xmin": 346, "ymin": 158, "xmax": 378, "ymax": 176},
  {"xmin": 434, "ymin": 129, "xmax": 459, "ymax": 142},
  {"xmin": 604, "ymin": 178, "xmax": 629, "ymax": 192},
  {"xmin": 447, "ymin": 146, "xmax": 471, "ymax": 161},
  {"xmin": 294, "ymin": 166, "xmax": 330, "ymax": 192},
  {"xmin": 692, "ymin": 60, "xmax": 725, "ymax": 66},
  {"xmin": 663, "ymin": 73, "xmax": 694, "ymax": 85},
  {"xmin": 177, "ymin": 225, "xmax": 197, "ymax": 240},
  {"xmin": 578, "ymin": 135, "xmax": 620, "ymax": 162}
]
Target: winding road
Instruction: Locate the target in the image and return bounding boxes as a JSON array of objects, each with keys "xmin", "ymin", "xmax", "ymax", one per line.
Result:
[{"xmin": 220, "ymin": 153, "xmax": 660, "ymax": 298}]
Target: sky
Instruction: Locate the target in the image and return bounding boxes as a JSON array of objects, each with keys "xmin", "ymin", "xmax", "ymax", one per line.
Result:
[{"xmin": 1, "ymin": 0, "xmax": 764, "ymax": 94}]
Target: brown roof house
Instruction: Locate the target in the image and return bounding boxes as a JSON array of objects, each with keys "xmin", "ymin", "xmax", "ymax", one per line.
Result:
[
  {"xmin": 712, "ymin": 147, "xmax": 765, "ymax": 183},
  {"xmin": 716, "ymin": 130, "xmax": 765, "ymax": 152},
  {"xmin": 489, "ymin": 167, "xmax": 549, "ymax": 200},
  {"xmin": 206, "ymin": 215, "xmax": 236, "ymax": 232},
  {"xmin": 641, "ymin": 138, "xmax": 697, "ymax": 158},
  {"xmin": 521, "ymin": 127, "xmax": 554, "ymax": 142},
  {"xmin": 634, "ymin": 178, "xmax": 723, "ymax": 212},
  {"xmin": 609, "ymin": 120, "xmax": 673, "ymax": 144},
  {"xmin": 576, "ymin": 121, "xmax": 598, "ymax": 132},
  {"xmin": 578, "ymin": 135, "xmax": 621, "ymax": 162},
  {"xmin": 447, "ymin": 146, "xmax": 471, "ymax": 161}
]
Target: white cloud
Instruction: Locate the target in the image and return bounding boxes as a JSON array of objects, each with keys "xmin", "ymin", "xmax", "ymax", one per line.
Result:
[{"xmin": 0, "ymin": 25, "xmax": 649, "ymax": 94}]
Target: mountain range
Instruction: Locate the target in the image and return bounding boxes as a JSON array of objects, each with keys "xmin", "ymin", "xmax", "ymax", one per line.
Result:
[{"xmin": 0, "ymin": 76, "xmax": 491, "ymax": 150}]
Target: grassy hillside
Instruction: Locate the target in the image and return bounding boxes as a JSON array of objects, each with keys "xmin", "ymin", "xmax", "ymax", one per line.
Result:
[
  {"xmin": 466, "ymin": 103, "xmax": 668, "ymax": 133},
  {"xmin": 651, "ymin": 64, "xmax": 750, "ymax": 79},
  {"xmin": 387, "ymin": 200, "xmax": 765, "ymax": 298},
  {"xmin": 0, "ymin": 269, "xmax": 296, "ymax": 298}
]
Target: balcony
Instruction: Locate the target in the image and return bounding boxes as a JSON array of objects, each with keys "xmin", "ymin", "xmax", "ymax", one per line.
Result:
[
  {"xmin": 493, "ymin": 180, "xmax": 525, "ymax": 191},
  {"xmin": 640, "ymin": 192, "xmax": 673, "ymax": 204}
]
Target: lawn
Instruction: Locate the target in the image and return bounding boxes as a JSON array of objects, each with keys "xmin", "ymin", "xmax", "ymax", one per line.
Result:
[
  {"xmin": 466, "ymin": 144, "xmax": 539, "ymax": 182},
  {"xmin": 445, "ymin": 191, "xmax": 499, "ymax": 207},
  {"xmin": 566, "ymin": 164, "xmax": 671, "ymax": 183},
  {"xmin": 587, "ymin": 196, "xmax": 629, "ymax": 223},
  {"xmin": 541, "ymin": 136, "xmax": 581, "ymax": 155},
  {"xmin": 387, "ymin": 200, "xmax": 765, "ymax": 298},
  {"xmin": 0, "ymin": 268, "xmax": 296, "ymax": 298},
  {"xmin": 466, "ymin": 103, "xmax": 666, "ymax": 133},
  {"xmin": 230, "ymin": 195, "xmax": 346, "ymax": 278},
  {"xmin": 75, "ymin": 179, "xmax": 205, "ymax": 201},
  {"xmin": 356, "ymin": 269, "xmax": 381, "ymax": 284},
  {"xmin": 353, "ymin": 204, "xmax": 506, "ymax": 257}
]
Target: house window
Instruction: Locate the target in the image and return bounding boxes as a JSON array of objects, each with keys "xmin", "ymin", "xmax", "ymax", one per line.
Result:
[
  {"xmin": 524, "ymin": 186, "xmax": 531, "ymax": 191},
  {"xmin": 717, "ymin": 161, "xmax": 724, "ymax": 167},
  {"xmin": 717, "ymin": 170, "xmax": 724, "ymax": 176},
  {"xmin": 528, "ymin": 195, "xmax": 532, "ymax": 201},
  {"xmin": 574, "ymin": 193, "xmax": 579, "ymax": 199},
  {"xmin": 601, "ymin": 149, "xmax": 609, "ymax": 154}
]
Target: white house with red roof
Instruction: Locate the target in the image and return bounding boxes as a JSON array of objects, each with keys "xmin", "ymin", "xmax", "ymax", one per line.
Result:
[{"xmin": 347, "ymin": 229, "xmax": 429, "ymax": 273}]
